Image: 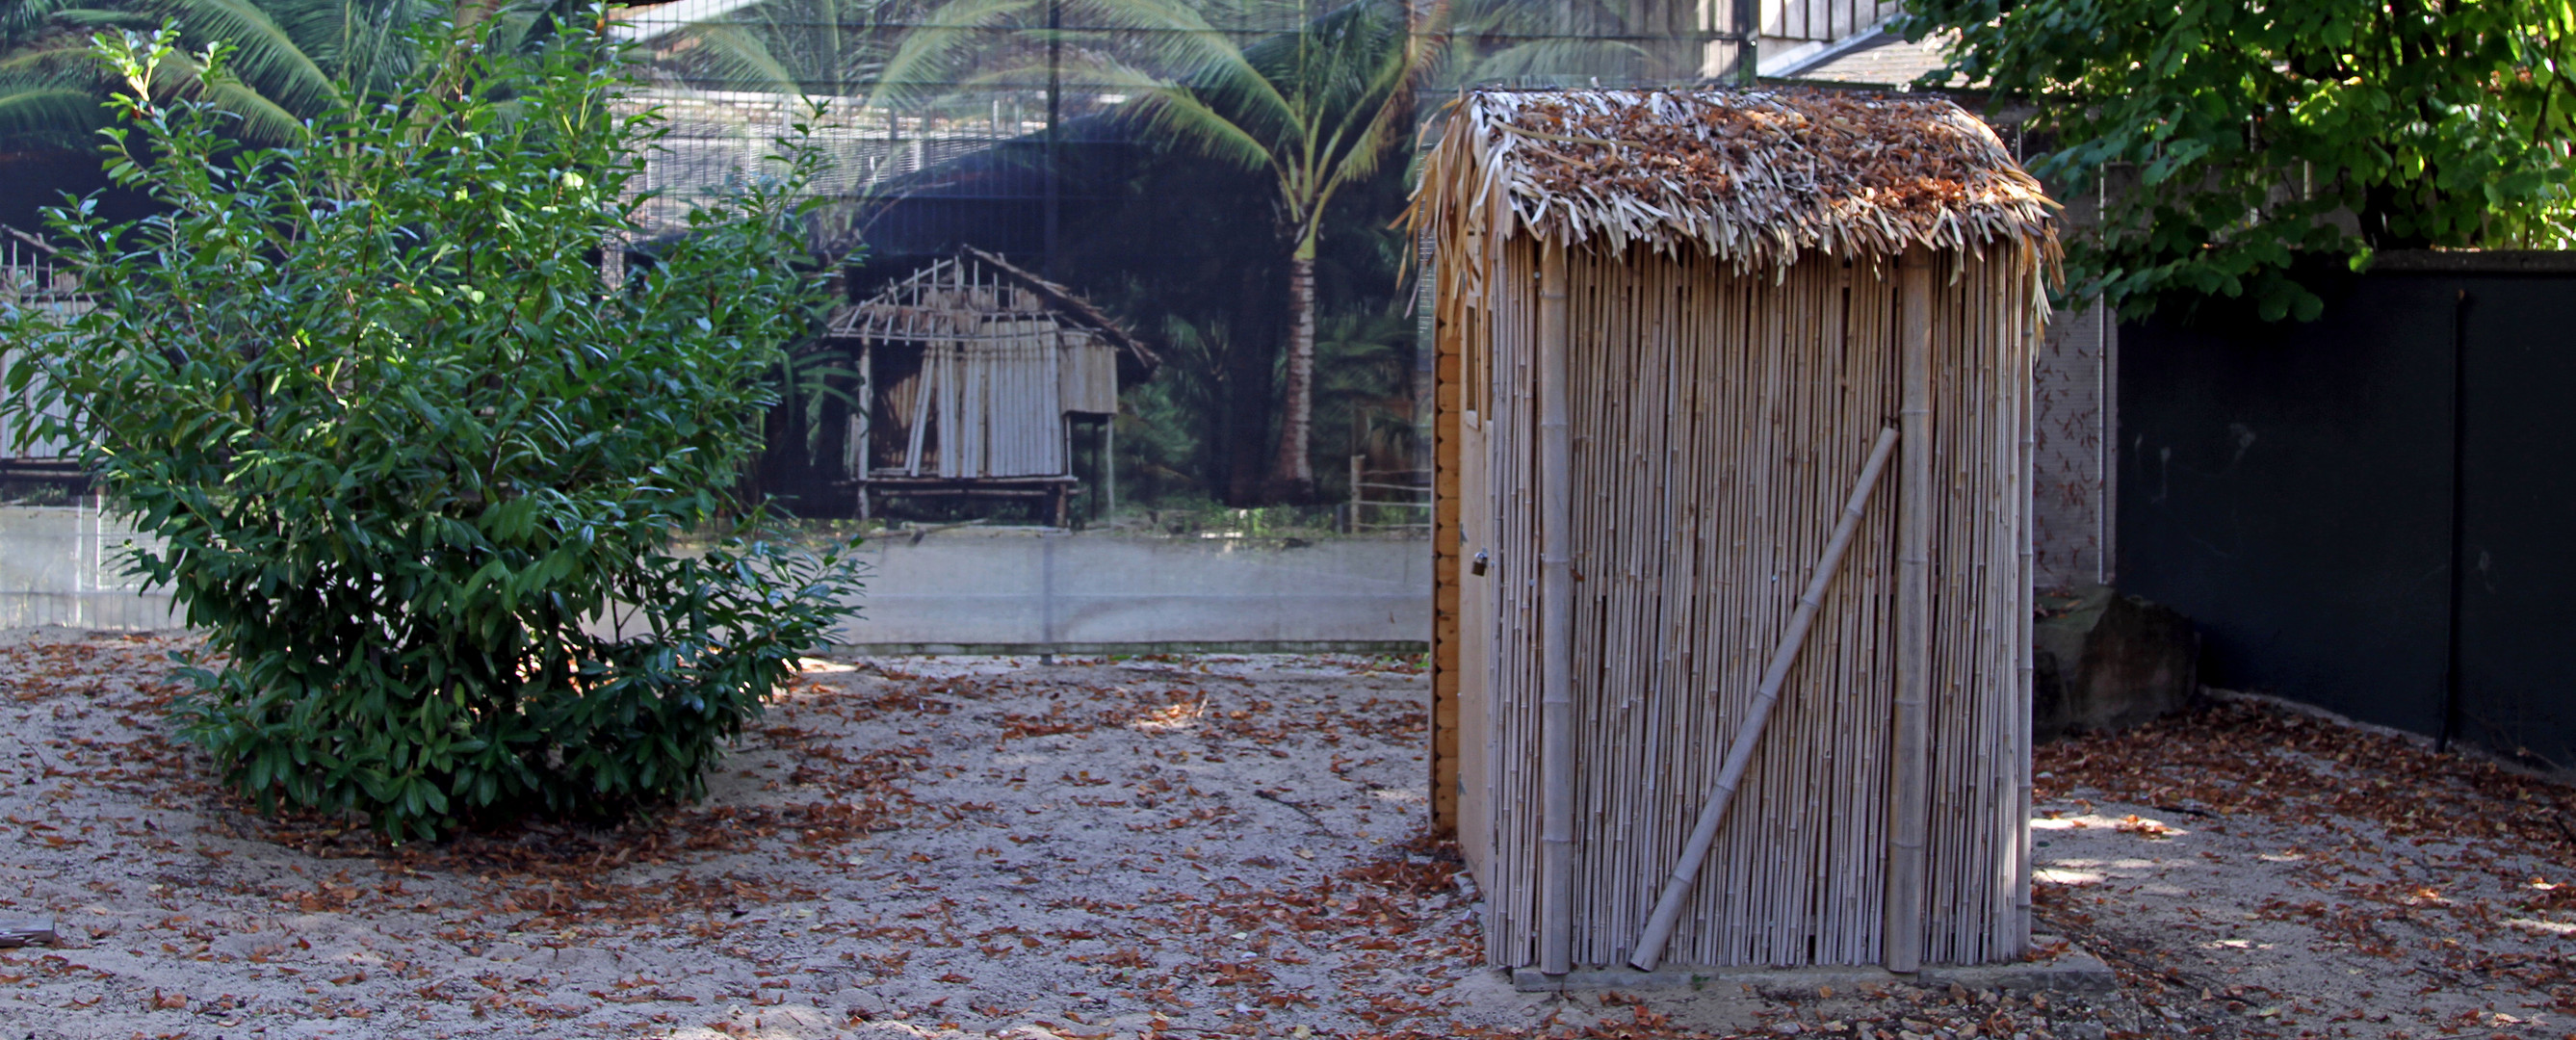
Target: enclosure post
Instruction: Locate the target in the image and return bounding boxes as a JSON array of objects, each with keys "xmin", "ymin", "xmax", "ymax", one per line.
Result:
[
  {"xmin": 1537, "ymin": 238, "xmax": 1575, "ymax": 976},
  {"xmin": 1350, "ymin": 455, "xmax": 1366, "ymax": 531},
  {"xmin": 1040, "ymin": 530, "xmax": 1060, "ymax": 663},
  {"xmin": 1886, "ymin": 246, "xmax": 1936, "ymax": 973},
  {"xmin": 1629, "ymin": 428, "xmax": 1902, "ymax": 971},
  {"xmin": 1732, "ymin": 0, "xmax": 1759, "ymax": 86},
  {"xmin": 1042, "ymin": 0, "xmax": 1062, "ymax": 278},
  {"xmin": 1105, "ymin": 416, "xmax": 1116, "ymax": 521}
]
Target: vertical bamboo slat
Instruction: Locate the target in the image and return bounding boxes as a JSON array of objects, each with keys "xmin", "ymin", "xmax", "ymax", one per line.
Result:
[
  {"xmin": 1537, "ymin": 240, "xmax": 1576, "ymax": 976},
  {"xmin": 1885, "ymin": 247, "xmax": 1935, "ymax": 973}
]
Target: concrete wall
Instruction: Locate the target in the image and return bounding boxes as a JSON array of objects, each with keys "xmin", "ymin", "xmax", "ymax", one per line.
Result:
[
  {"xmin": 833, "ymin": 528, "xmax": 1432, "ymax": 652},
  {"xmin": 0, "ymin": 505, "xmax": 176, "ymax": 629},
  {"xmin": 0, "ymin": 507, "xmax": 1433, "ymax": 651},
  {"xmin": 2034, "ymin": 301, "xmax": 2116, "ymax": 590}
]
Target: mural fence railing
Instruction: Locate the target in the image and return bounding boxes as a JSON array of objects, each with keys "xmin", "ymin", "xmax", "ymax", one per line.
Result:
[
  {"xmin": 1345, "ymin": 456, "xmax": 1430, "ymax": 533},
  {"xmin": 0, "ymin": 237, "xmax": 88, "ymax": 477}
]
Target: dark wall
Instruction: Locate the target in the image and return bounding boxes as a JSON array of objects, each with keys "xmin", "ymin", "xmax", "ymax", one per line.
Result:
[
  {"xmin": 2453, "ymin": 274, "xmax": 2576, "ymax": 765},
  {"xmin": 2119, "ymin": 255, "xmax": 2576, "ymax": 767}
]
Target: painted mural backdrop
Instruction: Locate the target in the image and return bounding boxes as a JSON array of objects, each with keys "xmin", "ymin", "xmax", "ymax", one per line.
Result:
[
  {"xmin": 0, "ymin": 0, "xmax": 1747, "ymax": 518},
  {"xmin": 617, "ymin": 0, "xmax": 1732, "ymax": 516}
]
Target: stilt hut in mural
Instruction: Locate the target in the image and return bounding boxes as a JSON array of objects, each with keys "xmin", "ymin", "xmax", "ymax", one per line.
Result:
[
  {"xmin": 1417, "ymin": 89, "xmax": 2060, "ymax": 975},
  {"xmin": 823, "ymin": 247, "xmax": 1156, "ymax": 525}
]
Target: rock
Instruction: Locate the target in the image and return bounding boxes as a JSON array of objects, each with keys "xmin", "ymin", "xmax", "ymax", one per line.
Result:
[
  {"xmin": 0, "ymin": 918, "xmax": 55, "ymax": 948},
  {"xmin": 2032, "ymin": 585, "xmax": 2199, "ymax": 741}
]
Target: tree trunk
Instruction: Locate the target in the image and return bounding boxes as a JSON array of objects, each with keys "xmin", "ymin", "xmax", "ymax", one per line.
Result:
[
  {"xmin": 1269, "ymin": 250, "xmax": 1317, "ymax": 501},
  {"xmin": 1221, "ymin": 260, "xmax": 1278, "ymax": 506}
]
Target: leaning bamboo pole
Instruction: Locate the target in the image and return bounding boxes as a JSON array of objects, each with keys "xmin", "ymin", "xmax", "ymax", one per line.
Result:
[
  {"xmin": 1538, "ymin": 238, "xmax": 1575, "ymax": 976},
  {"xmin": 1885, "ymin": 246, "xmax": 1936, "ymax": 974},
  {"xmin": 1629, "ymin": 425, "xmax": 1902, "ymax": 970}
]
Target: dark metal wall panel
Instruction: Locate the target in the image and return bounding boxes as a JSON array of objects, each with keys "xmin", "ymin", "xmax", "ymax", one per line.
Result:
[
  {"xmin": 2116, "ymin": 277, "xmax": 2459, "ymax": 737},
  {"xmin": 2456, "ymin": 279, "xmax": 2576, "ymax": 766}
]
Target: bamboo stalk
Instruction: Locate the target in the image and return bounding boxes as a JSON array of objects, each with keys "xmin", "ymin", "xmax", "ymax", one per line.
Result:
[
  {"xmin": 2013, "ymin": 271, "xmax": 2039, "ymax": 953},
  {"xmin": 1539, "ymin": 238, "xmax": 1576, "ymax": 976},
  {"xmin": 1885, "ymin": 245, "xmax": 1936, "ymax": 974},
  {"xmin": 1629, "ymin": 425, "xmax": 1900, "ymax": 971}
]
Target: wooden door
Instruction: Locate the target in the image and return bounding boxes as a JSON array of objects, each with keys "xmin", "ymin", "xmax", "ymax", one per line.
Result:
[{"xmin": 1457, "ymin": 409, "xmax": 1496, "ymax": 884}]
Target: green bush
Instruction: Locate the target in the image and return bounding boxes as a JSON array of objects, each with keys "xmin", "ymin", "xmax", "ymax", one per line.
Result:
[{"xmin": 2, "ymin": 18, "xmax": 865, "ymax": 841}]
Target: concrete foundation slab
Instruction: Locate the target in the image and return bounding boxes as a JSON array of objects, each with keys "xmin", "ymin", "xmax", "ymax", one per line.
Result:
[{"xmin": 1509, "ymin": 937, "xmax": 2116, "ymax": 996}]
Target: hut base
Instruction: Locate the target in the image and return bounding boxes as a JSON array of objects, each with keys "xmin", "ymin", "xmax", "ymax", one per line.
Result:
[
  {"xmin": 1507, "ymin": 937, "xmax": 2114, "ymax": 996},
  {"xmin": 859, "ymin": 475, "xmax": 1078, "ymax": 527}
]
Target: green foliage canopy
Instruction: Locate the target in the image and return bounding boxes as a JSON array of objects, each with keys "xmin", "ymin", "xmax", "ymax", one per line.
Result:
[
  {"xmin": 2, "ymin": 18, "xmax": 865, "ymax": 841},
  {"xmin": 1903, "ymin": 0, "xmax": 2576, "ymax": 321}
]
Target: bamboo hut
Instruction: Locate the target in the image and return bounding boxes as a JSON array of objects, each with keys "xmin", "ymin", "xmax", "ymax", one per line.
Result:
[
  {"xmin": 1418, "ymin": 88, "xmax": 2059, "ymax": 974},
  {"xmin": 823, "ymin": 247, "xmax": 1157, "ymax": 524}
]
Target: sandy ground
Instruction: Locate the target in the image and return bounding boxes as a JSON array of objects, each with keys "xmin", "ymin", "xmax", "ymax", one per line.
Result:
[
  {"xmin": 2013, "ymin": 693, "xmax": 2576, "ymax": 1040},
  {"xmin": 0, "ymin": 628, "xmax": 2569, "ymax": 1040}
]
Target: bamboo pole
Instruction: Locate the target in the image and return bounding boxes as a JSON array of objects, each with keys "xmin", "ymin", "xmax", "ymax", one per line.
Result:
[
  {"xmin": 1539, "ymin": 238, "xmax": 1575, "ymax": 976},
  {"xmin": 2013, "ymin": 268, "xmax": 2039, "ymax": 952},
  {"xmin": 1885, "ymin": 246, "xmax": 1936, "ymax": 974},
  {"xmin": 1628, "ymin": 425, "xmax": 1900, "ymax": 971}
]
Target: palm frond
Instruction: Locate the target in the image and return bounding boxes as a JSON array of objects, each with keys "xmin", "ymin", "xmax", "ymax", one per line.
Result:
[
  {"xmin": 669, "ymin": 20, "xmax": 804, "ymax": 95},
  {"xmin": 1303, "ymin": 7, "xmax": 1419, "ymax": 186},
  {"xmin": 1444, "ymin": 37, "xmax": 1645, "ymax": 85},
  {"xmin": 0, "ymin": 36, "xmax": 110, "ymax": 77},
  {"xmin": 154, "ymin": 0, "xmax": 343, "ymax": 117},
  {"xmin": 190, "ymin": 73, "xmax": 306, "ymax": 142},
  {"xmin": 54, "ymin": 9, "xmax": 159, "ymax": 29},
  {"xmin": 0, "ymin": 78, "xmax": 109, "ymax": 142},
  {"xmin": 1077, "ymin": 55, "xmax": 1275, "ymax": 172},
  {"xmin": 869, "ymin": 0, "xmax": 1039, "ymax": 111}
]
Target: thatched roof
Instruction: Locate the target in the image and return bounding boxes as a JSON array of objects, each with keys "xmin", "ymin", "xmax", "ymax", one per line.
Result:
[
  {"xmin": 1415, "ymin": 88, "xmax": 2059, "ymax": 269},
  {"xmin": 826, "ymin": 247, "xmax": 1158, "ymax": 381}
]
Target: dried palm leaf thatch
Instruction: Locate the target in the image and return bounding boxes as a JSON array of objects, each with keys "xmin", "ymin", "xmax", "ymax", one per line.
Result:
[{"xmin": 1412, "ymin": 87, "xmax": 2061, "ymax": 320}]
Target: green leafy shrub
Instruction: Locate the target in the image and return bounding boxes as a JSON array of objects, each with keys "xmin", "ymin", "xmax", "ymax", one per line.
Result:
[
  {"xmin": 2, "ymin": 18, "xmax": 865, "ymax": 841},
  {"xmin": 1903, "ymin": 0, "xmax": 2576, "ymax": 322}
]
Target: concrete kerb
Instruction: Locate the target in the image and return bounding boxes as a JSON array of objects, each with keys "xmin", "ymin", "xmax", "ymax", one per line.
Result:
[
  {"xmin": 830, "ymin": 640, "xmax": 1427, "ymax": 658},
  {"xmin": 1507, "ymin": 937, "xmax": 2117, "ymax": 996}
]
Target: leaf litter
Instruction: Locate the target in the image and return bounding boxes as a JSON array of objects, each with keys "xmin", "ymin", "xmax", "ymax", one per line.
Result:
[{"xmin": 0, "ymin": 628, "xmax": 2568, "ymax": 1039}]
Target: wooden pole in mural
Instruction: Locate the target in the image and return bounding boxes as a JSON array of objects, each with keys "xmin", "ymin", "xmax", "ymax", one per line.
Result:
[
  {"xmin": 1885, "ymin": 246, "xmax": 1936, "ymax": 974},
  {"xmin": 1628, "ymin": 426, "xmax": 1901, "ymax": 971},
  {"xmin": 1538, "ymin": 238, "xmax": 1575, "ymax": 976}
]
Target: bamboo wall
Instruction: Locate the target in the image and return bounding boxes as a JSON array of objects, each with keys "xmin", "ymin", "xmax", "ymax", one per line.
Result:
[{"xmin": 1449, "ymin": 238, "xmax": 2033, "ymax": 969}]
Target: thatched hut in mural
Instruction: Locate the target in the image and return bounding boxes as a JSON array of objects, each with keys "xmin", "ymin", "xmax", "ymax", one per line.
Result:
[
  {"xmin": 822, "ymin": 247, "xmax": 1156, "ymax": 525},
  {"xmin": 1417, "ymin": 88, "xmax": 2059, "ymax": 975}
]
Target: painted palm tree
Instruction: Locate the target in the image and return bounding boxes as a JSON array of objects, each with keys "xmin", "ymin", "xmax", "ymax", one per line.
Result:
[
  {"xmin": 0, "ymin": 0, "xmax": 555, "ymax": 145},
  {"xmin": 1, "ymin": 1, "xmax": 152, "ymax": 143},
  {"xmin": 624, "ymin": 0, "xmax": 930, "ymax": 97},
  {"xmin": 878, "ymin": 0, "xmax": 1425, "ymax": 500},
  {"xmin": 1431, "ymin": 0, "xmax": 1714, "ymax": 88},
  {"xmin": 617, "ymin": 0, "xmax": 949, "ymax": 253}
]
